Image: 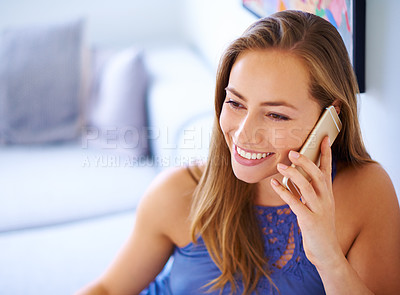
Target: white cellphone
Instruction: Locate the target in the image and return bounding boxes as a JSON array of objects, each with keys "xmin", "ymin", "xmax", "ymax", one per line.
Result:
[{"xmin": 282, "ymin": 105, "xmax": 342, "ymax": 197}]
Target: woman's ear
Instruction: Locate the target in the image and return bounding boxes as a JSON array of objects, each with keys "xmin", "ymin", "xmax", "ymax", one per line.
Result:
[{"xmin": 332, "ymin": 99, "xmax": 341, "ymax": 115}]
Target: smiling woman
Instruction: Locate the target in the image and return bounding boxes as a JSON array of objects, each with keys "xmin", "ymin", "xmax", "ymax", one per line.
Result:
[
  {"xmin": 220, "ymin": 50, "xmax": 321, "ymax": 184},
  {"xmin": 76, "ymin": 10, "xmax": 400, "ymax": 295}
]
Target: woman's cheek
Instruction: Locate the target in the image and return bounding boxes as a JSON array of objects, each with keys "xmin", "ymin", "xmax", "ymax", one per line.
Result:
[
  {"xmin": 274, "ymin": 125, "xmax": 313, "ymax": 165},
  {"xmin": 286, "ymin": 126, "xmax": 307, "ymax": 150},
  {"xmin": 266, "ymin": 125, "xmax": 302, "ymax": 151},
  {"xmin": 219, "ymin": 107, "xmax": 229, "ymax": 134},
  {"xmin": 219, "ymin": 106, "xmax": 236, "ymax": 145}
]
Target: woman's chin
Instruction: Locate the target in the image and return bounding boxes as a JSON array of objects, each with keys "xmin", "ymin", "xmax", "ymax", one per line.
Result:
[
  {"xmin": 231, "ymin": 163, "xmax": 272, "ymax": 184},
  {"xmin": 233, "ymin": 173, "xmax": 259, "ymax": 184}
]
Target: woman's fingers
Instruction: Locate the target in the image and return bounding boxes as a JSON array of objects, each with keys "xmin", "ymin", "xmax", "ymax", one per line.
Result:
[
  {"xmin": 270, "ymin": 178, "xmax": 308, "ymax": 216},
  {"xmin": 287, "ymin": 137, "xmax": 332, "ymax": 196},
  {"xmin": 273, "ymin": 137, "xmax": 338, "ymax": 270},
  {"xmin": 319, "ymin": 136, "xmax": 333, "ymax": 190},
  {"xmin": 277, "ymin": 162, "xmax": 319, "ymax": 211},
  {"xmin": 276, "ymin": 136, "xmax": 334, "ymax": 211}
]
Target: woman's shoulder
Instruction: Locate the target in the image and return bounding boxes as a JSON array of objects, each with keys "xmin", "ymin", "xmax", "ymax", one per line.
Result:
[
  {"xmin": 135, "ymin": 164, "xmax": 205, "ymax": 246},
  {"xmin": 334, "ymin": 161, "xmax": 399, "ymax": 255},
  {"xmin": 145, "ymin": 162, "xmax": 205, "ymax": 200},
  {"xmin": 138, "ymin": 165, "xmax": 200, "ymax": 213},
  {"xmin": 335, "ymin": 161, "xmax": 395, "ymax": 196},
  {"xmin": 334, "ymin": 162, "xmax": 400, "ymax": 292},
  {"xmin": 334, "ymin": 161, "xmax": 398, "ymax": 220}
]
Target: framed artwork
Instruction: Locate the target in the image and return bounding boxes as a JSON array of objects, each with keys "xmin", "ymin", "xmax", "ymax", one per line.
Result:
[{"xmin": 242, "ymin": 0, "xmax": 365, "ymax": 92}]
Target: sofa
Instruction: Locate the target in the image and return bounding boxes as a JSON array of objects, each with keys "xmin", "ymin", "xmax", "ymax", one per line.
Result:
[{"xmin": 0, "ymin": 19, "xmax": 215, "ymax": 295}]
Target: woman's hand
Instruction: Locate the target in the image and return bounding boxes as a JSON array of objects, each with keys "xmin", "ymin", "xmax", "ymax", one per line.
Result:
[{"xmin": 270, "ymin": 136, "xmax": 344, "ymax": 271}]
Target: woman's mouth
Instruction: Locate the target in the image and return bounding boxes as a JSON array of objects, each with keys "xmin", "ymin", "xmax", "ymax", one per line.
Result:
[
  {"xmin": 233, "ymin": 144, "xmax": 274, "ymax": 166},
  {"xmin": 236, "ymin": 146, "xmax": 272, "ymax": 160}
]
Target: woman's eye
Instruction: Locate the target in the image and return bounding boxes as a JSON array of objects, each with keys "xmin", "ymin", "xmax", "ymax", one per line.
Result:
[
  {"xmin": 268, "ymin": 113, "xmax": 289, "ymax": 121},
  {"xmin": 225, "ymin": 99, "xmax": 243, "ymax": 109}
]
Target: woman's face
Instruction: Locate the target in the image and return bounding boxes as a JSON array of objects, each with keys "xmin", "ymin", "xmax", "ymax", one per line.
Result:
[{"xmin": 220, "ymin": 49, "xmax": 322, "ymax": 183}]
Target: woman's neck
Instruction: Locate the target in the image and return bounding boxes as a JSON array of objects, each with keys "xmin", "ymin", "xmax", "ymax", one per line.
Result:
[{"xmin": 254, "ymin": 173, "xmax": 288, "ymax": 207}]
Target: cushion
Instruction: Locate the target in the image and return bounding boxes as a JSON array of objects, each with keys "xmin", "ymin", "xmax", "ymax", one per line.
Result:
[
  {"xmin": 0, "ymin": 19, "xmax": 85, "ymax": 144},
  {"xmin": 0, "ymin": 144, "xmax": 157, "ymax": 232},
  {"xmin": 173, "ymin": 111, "xmax": 214, "ymax": 166},
  {"xmin": 0, "ymin": 211, "xmax": 135, "ymax": 294},
  {"xmin": 144, "ymin": 46, "xmax": 215, "ymax": 165},
  {"xmin": 87, "ymin": 48, "xmax": 149, "ymax": 157}
]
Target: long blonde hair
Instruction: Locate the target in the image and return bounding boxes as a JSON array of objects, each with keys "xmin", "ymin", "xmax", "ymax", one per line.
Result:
[{"xmin": 190, "ymin": 10, "xmax": 372, "ymax": 294}]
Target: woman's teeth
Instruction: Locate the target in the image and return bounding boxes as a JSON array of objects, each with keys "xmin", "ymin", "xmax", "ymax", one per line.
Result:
[{"xmin": 236, "ymin": 146, "xmax": 271, "ymax": 160}]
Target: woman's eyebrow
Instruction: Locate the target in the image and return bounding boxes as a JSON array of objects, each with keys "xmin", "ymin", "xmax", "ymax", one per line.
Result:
[
  {"xmin": 225, "ymin": 86, "xmax": 298, "ymax": 110},
  {"xmin": 225, "ymin": 86, "xmax": 246, "ymax": 100}
]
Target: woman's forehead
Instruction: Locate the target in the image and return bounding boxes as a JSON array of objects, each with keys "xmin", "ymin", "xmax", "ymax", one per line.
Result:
[{"xmin": 228, "ymin": 50, "xmax": 314, "ymax": 107}]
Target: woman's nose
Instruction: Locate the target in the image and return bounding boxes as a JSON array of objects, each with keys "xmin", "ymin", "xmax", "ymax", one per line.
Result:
[{"xmin": 234, "ymin": 115, "xmax": 265, "ymax": 146}]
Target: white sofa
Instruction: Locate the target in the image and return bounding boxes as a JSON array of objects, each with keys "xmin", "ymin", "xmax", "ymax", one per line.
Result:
[{"xmin": 0, "ymin": 22, "xmax": 215, "ymax": 294}]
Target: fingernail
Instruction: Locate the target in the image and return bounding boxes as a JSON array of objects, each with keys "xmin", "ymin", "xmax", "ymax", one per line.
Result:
[
  {"xmin": 271, "ymin": 178, "xmax": 279, "ymax": 186},
  {"xmin": 277, "ymin": 163, "xmax": 288, "ymax": 170},
  {"xmin": 289, "ymin": 151, "xmax": 300, "ymax": 159},
  {"xmin": 327, "ymin": 136, "xmax": 331, "ymax": 146}
]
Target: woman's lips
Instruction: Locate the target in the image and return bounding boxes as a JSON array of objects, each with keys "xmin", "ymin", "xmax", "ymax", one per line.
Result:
[{"xmin": 233, "ymin": 144, "xmax": 274, "ymax": 166}]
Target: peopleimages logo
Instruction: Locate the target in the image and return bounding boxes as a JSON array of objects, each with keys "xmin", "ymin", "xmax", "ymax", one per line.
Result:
[
  {"xmin": 81, "ymin": 126, "xmax": 148, "ymax": 149},
  {"xmin": 81, "ymin": 126, "xmax": 213, "ymax": 151},
  {"xmin": 81, "ymin": 126, "xmax": 314, "ymax": 150},
  {"xmin": 79, "ymin": 125, "xmax": 212, "ymax": 168},
  {"xmin": 79, "ymin": 125, "xmax": 317, "ymax": 168},
  {"xmin": 81, "ymin": 154, "xmax": 209, "ymax": 168}
]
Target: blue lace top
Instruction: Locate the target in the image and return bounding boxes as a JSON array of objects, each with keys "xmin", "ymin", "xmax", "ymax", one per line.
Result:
[{"xmin": 140, "ymin": 163, "xmax": 336, "ymax": 294}]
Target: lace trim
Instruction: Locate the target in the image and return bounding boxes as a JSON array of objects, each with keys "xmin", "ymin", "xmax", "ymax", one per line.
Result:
[{"xmin": 255, "ymin": 205, "xmax": 315, "ymax": 282}]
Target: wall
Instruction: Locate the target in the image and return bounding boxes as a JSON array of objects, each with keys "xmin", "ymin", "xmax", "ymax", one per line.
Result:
[
  {"xmin": 360, "ymin": 0, "xmax": 400, "ymax": 196},
  {"xmin": 181, "ymin": 0, "xmax": 257, "ymax": 69},
  {"xmin": 182, "ymin": 0, "xmax": 400, "ymax": 197},
  {"xmin": 0, "ymin": 0, "xmax": 186, "ymax": 48},
  {"xmin": 1, "ymin": 0, "xmax": 398, "ymax": 195}
]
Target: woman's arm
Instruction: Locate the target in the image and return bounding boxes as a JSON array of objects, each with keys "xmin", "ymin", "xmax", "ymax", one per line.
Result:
[
  {"xmin": 75, "ymin": 282, "xmax": 109, "ymax": 295},
  {"xmin": 327, "ymin": 163, "xmax": 400, "ymax": 294},
  {"xmin": 312, "ymin": 162, "xmax": 400, "ymax": 294},
  {"xmin": 271, "ymin": 137, "xmax": 400, "ymax": 294},
  {"xmin": 75, "ymin": 167, "xmax": 193, "ymax": 295}
]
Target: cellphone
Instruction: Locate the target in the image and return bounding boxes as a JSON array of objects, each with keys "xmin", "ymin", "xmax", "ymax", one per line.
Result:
[{"xmin": 282, "ymin": 105, "xmax": 342, "ymax": 197}]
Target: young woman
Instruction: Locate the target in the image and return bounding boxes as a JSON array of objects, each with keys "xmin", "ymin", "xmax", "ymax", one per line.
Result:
[{"xmin": 77, "ymin": 10, "xmax": 400, "ymax": 295}]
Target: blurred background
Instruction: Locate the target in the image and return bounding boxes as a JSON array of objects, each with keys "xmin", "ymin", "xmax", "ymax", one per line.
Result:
[{"xmin": 0, "ymin": 0, "xmax": 399, "ymax": 294}]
